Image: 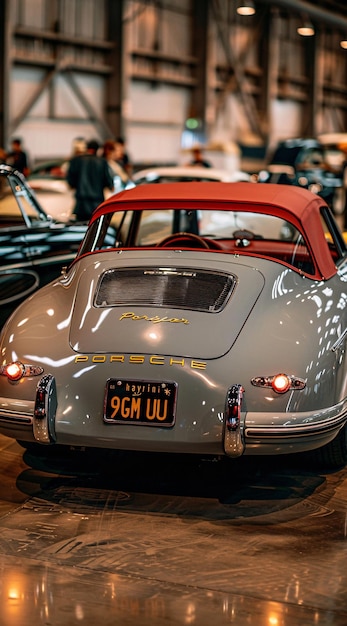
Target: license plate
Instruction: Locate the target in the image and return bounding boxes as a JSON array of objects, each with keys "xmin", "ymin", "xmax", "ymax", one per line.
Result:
[{"xmin": 103, "ymin": 379, "xmax": 177, "ymax": 426}]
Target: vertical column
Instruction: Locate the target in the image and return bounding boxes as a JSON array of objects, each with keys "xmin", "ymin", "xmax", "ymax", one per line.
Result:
[
  {"xmin": 190, "ymin": 0, "xmax": 209, "ymax": 139},
  {"xmin": 258, "ymin": 6, "xmax": 280, "ymax": 146},
  {"xmin": 105, "ymin": 0, "xmax": 124, "ymax": 137},
  {"xmin": 0, "ymin": 0, "xmax": 11, "ymax": 149},
  {"xmin": 302, "ymin": 31, "xmax": 319, "ymax": 136}
]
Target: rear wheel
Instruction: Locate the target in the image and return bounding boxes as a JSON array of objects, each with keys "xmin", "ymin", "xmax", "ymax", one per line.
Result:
[{"xmin": 312, "ymin": 425, "xmax": 347, "ymax": 469}]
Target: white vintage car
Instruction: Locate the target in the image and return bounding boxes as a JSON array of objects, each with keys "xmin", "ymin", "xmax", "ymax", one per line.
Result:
[
  {"xmin": 132, "ymin": 165, "xmax": 251, "ymax": 185},
  {"xmin": 0, "ymin": 182, "xmax": 346, "ymax": 468}
]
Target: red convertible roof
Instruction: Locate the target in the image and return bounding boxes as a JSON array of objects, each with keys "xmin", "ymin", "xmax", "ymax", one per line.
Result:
[
  {"xmin": 99, "ymin": 181, "xmax": 323, "ymax": 216},
  {"xmin": 93, "ymin": 182, "xmax": 338, "ymax": 279}
]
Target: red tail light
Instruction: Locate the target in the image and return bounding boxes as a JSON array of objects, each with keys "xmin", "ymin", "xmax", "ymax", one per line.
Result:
[
  {"xmin": 271, "ymin": 374, "xmax": 291, "ymax": 394},
  {"xmin": 0, "ymin": 362, "xmax": 44, "ymax": 381},
  {"xmin": 251, "ymin": 373, "xmax": 306, "ymax": 393},
  {"xmin": 4, "ymin": 362, "xmax": 25, "ymax": 382}
]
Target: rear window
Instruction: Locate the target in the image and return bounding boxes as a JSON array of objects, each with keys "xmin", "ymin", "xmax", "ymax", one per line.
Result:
[{"xmin": 77, "ymin": 207, "xmax": 316, "ymax": 276}]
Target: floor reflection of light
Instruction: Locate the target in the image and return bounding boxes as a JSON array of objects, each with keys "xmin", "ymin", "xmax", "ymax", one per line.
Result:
[
  {"xmin": 185, "ymin": 601, "xmax": 196, "ymax": 624},
  {"xmin": 7, "ymin": 588, "xmax": 20, "ymax": 601},
  {"xmin": 75, "ymin": 603, "xmax": 84, "ymax": 620},
  {"xmin": 3, "ymin": 573, "xmax": 27, "ymax": 622}
]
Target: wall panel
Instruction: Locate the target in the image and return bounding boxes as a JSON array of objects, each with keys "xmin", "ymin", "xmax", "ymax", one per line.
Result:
[{"xmin": 1, "ymin": 0, "xmax": 347, "ymax": 167}]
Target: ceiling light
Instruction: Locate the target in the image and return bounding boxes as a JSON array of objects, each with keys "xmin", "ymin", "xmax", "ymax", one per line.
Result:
[
  {"xmin": 297, "ymin": 20, "xmax": 315, "ymax": 36},
  {"xmin": 236, "ymin": 1, "xmax": 256, "ymax": 16},
  {"xmin": 340, "ymin": 39, "xmax": 347, "ymax": 49}
]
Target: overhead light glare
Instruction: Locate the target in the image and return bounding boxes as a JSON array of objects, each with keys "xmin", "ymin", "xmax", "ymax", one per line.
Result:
[
  {"xmin": 236, "ymin": 1, "xmax": 256, "ymax": 16},
  {"xmin": 297, "ymin": 21, "xmax": 315, "ymax": 36},
  {"xmin": 340, "ymin": 39, "xmax": 347, "ymax": 50}
]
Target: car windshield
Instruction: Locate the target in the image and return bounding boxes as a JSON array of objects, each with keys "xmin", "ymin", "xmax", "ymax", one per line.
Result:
[
  {"xmin": 77, "ymin": 207, "xmax": 316, "ymax": 276},
  {"xmin": 0, "ymin": 172, "xmax": 48, "ymax": 227}
]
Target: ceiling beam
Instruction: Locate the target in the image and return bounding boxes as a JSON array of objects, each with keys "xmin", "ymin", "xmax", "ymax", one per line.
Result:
[{"xmin": 261, "ymin": 0, "xmax": 347, "ymax": 30}]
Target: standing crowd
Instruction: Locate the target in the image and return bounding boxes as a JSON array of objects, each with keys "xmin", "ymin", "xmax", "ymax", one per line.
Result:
[
  {"xmin": 66, "ymin": 136, "xmax": 132, "ymax": 221},
  {"xmin": 0, "ymin": 135, "xmax": 216, "ymax": 224},
  {"xmin": 1, "ymin": 136, "xmax": 347, "ymax": 226},
  {"xmin": 0, "ymin": 135, "xmax": 133, "ymax": 223},
  {"xmin": 0, "ymin": 138, "xmax": 31, "ymax": 176}
]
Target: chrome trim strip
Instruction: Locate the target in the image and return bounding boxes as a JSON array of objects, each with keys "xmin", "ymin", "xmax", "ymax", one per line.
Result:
[
  {"xmin": 246, "ymin": 413, "xmax": 347, "ymax": 439},
  {"xmin": 0, "ymin": 253, "xmax": 76, "ymax": 272},
  {"xmin": 0, "ymin": 410, "xmax": 32, "ymax": 425}
]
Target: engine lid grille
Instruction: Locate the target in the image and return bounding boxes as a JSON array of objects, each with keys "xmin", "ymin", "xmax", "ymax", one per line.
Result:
[{"xmin": 95, "ymin": 267, "xmax": 236, "ymax": 313}]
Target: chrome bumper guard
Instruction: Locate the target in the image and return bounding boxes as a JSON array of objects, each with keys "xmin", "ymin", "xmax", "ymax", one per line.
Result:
[
  {"xmin": 223, "ymin": 384, "xmax": 245, "ymax": 458},
  {"xmin": 33, "ymin": 374, "xmax": 57, "ymax": 444}
]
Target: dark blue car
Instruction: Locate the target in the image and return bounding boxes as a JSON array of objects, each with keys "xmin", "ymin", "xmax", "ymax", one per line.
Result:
[
  {"xmin": 258, "ymin": 138, "xmax": 344, "ymax": 217},
  {"xmin": 0, "ymin": 164, "xmax": 88, "ymax": 328}
]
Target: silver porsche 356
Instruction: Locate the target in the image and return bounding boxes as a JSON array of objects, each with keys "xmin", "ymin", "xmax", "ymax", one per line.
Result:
[{"xmin": 0, "ymin": 182, "xmax": 346, "ymax": 468}]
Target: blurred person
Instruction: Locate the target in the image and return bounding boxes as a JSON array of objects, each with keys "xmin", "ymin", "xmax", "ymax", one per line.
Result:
[
  {"xmin": 0, "ymin": 148, "xmax": 7, "ymax": 197},
  {"xmin": 188, "ymin": 146, "xmax": 211, "ymax": 168},
  {"xmin": 102, "ymin": 139, "xmax": 129, "ymax": 184},
  {"xmin": 71, "ymin": 136, "xmax": 87, "ymax": 156},
  {"xmin": 6, "ymin": 137, "xmax": 30, "ymax": 175},
  {"xmin": 67, "ymin": 139, "xmax": 114, "ymax": 222},
  {"xmin": 114, "ymin": 136, "xmax": 132, "ymax": 176},
  {"xmin": 339, "ymin": 141, "xmax": 347, "ymax": 229},
  {"xmin": 60, "ymin": 137, "xmax": 87, "ymax": 177}
]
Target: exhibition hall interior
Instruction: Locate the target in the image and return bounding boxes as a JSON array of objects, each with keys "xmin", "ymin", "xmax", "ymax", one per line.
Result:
[{"xmin": 1, "ymin": 0, "xmax": 347, "ymax": 624}]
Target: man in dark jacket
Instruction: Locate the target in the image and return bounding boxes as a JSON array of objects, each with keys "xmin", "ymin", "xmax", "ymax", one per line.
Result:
[
  {"xmin": 6, "ymin": 138, "xmax": 30, "ymax": 175},
  {"xmin": 67, "ymin": 139, "xmax": 114, "ymax": 222}
]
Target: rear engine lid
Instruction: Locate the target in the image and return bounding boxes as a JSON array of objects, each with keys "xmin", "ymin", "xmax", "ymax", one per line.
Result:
[{"xmin": 69, "ymin": 263, "xmax": 265, "ymax": 359}]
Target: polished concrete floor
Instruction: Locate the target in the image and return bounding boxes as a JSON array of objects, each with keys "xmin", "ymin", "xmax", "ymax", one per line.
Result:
[{"xmin": 0, "ymin": 435, "xmax": 347, "ymax": 625}]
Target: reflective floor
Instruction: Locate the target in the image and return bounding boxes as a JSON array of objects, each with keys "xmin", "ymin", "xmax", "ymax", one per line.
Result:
[{"xmin": 0, "ymin": 435, "xmax": 347, "ymax": 625}]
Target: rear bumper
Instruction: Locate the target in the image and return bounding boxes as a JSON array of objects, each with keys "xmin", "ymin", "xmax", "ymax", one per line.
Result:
[{"xmin": 1, "ymin": 390, "xmax": 346, "ymax": 456}]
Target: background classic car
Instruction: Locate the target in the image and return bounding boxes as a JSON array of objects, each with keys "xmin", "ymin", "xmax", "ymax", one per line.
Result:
[
  {"xmin": 0, "ymin": 182, "xmax": 346, "ymax": 469},
  {"xmin": 257, "ymin": 138, "xmax": 345, "ymax": 218},
  {"xmin": 132, "ymin": 165, "xmax": 251, "ymax": 185},
  {"xmin": 0, "ymin": 164, "xmax": 87, "ymax": 328}
]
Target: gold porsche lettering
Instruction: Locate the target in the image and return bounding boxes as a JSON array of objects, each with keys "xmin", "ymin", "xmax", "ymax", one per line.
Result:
[
  {"xmin": 119, "ymin": 311, "xmax": 189, "ymax": 325},
  {"xmin": 191, "ymin": 360, "xmax": 207, "ymax": 370},
  {"xmin": 92, "ymin": 355, "xmax": 106, "ymax": 363},
  {"xmin": 74, "ymin": 355, "xmax": 206, "ymax": 370},
  {"xmin": 149, "ymin": 356, "xmax": 165, "ymax": 365},
  {"xmin": 169, "ymin": 358, "xmax": 185, "ymax": 367},
  {"xmin": 129, "ymin": 355, "xmax": 145, "ymax": 364}
]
